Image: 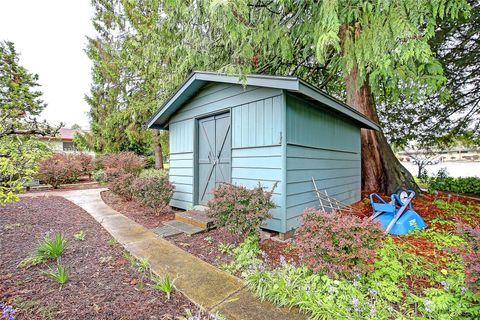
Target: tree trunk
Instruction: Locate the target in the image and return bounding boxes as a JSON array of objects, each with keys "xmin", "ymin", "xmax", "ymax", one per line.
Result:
[
  {"xmin": 152, "ymin": 130, "xmax": 164, "ymax": 170},
  {"xmin": 345, "ymin": 66, "xmax": 418, "ymax": 194}
]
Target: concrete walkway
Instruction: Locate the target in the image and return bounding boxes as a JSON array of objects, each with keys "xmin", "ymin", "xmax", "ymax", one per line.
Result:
[{"xmin": 24, "ymin": 189, "xmax": 304, "ymax": 320}]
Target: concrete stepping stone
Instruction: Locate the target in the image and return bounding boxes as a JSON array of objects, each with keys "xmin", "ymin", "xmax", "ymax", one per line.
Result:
[
  {"xmin": 164, "ymin": 220, "xmax": 204, "ymax": 235},
  {"xmin": 153, "ymin": 225, "xmax": 183, "ymax": 237}
]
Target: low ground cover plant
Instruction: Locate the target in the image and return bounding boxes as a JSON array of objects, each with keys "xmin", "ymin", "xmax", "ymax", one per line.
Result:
[
  {"xmin": 132, "ymin": 176, "xmax": 174, "ymax": 215},
  {"xmin": 207, "ymin": 183, "xmax": 276, "ymax": 236},
  {"xmin": 223, "ymin": 201, "xmax": 480, "ymax": 319},
  {"xmin": 73, "ymin": 230, "xmax": 86, "ymax": 241},
  {"xmin": 296, "ymin": 208, "xmax": 384, "ymax": 278}
]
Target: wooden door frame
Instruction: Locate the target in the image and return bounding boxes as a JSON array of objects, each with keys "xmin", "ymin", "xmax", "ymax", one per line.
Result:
[{"xmin": 193, "ymin": 109, "xmax": 231, "ymax": 206}]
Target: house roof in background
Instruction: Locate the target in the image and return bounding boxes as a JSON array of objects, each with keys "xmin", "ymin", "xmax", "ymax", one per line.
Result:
[
  {"xmin": 40, "ymin": 128, "xmax": 88, "ymax": 141},
  {"xmin": 147, "ymin": 71, "xmax": 380, "ymax": 131}
]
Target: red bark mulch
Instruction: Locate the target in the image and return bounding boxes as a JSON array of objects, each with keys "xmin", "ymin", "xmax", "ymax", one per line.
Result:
[
  {"xmin": 169, "ymin": 227, "xmax": 244, "ymax": 268},
  {"xmin": 26, "ymin": 181, "xmax": 103, "ymax": 193},
  {"xmin": 0, "ymin": 196, "xmax": 196, "ymax": 320},
  {"xmin": 100, "ymin": 190, "xmax": 175, "ymax": 229}
]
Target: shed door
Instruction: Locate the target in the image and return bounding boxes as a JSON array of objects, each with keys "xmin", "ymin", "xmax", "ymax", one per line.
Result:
[{"xmin": 197, "ymin": 113, "xmax": 231, "ymax": 205}]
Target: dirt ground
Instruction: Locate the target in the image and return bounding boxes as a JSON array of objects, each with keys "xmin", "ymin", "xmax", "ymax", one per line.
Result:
[{"xmin": 0, "ymin": 196, "xmax": 197, "ymax": 320}]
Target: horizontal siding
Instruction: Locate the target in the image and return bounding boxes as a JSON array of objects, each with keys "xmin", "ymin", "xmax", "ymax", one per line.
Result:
[
  {"xmin": 170, "ymin": 84, "xmax": 282, "ymax": 123},
  {"xmin": 232, "ymin": 95, "xmax": 283, "ymax": 148},
  {"xmin": 231, "ymin": 146, "xmax": 284, "ymax": 232},
  {"xmin": 285, "ymin": 142, "xmax": 361, "ymax": 231},
  {"xmin": 286, "ymin": 94, "xmax": 360, "ymax": 153},
  {"xmin": 169, "ymin": 151, "xmax": 194, "ymax": 210}
]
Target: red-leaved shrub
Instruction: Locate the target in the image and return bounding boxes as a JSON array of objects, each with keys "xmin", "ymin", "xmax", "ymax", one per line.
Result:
[
  {"xmin": 37, "ymin": 153, "xmax": 82, "ymax": 188},
  {"xmin": 132, "ymin": 176, "xmax": 174, "ymax": 215},
  {"xmin": 101, "ymin": 152, "xmax": 145, "ymax": 198},
  {"xmin": 457, "ymin": 224, "xmax": 480, "ymax": 293},
  {"xmin": 207, "ymin": 183, "xmax": 276, "ymax": 236},
  {"xmin": 296, "ymin": 208, "xmax": 383, "ymax": 278},
  {"xmin": 101, "ymin": 152, "xmax": 145, "ymax": 180},
  {"xmin": 108, "ymin": 173, "xmax": 136, "ymax": 200},
  {"xmin": 73, "ymin": 153, "xmax": 95, "ymax": 177}
]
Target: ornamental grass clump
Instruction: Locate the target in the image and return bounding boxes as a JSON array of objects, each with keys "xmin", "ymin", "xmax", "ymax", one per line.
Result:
[
  {"xmin": 207, "ymin": 183, "xmax": 276, "ymax": 236},
  {"xmin": 296, "ymin": 208, "xmax": 383, "ymax": 279},
  {"xmin": 36, "ymin": 233, "xmax": 67, "ymax": 259},
  {"xmin": 132, "ymin": 176, "xmax": 174, "ymax": 215}
]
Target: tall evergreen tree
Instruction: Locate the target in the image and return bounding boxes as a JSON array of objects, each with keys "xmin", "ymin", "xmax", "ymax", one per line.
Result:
[
  {"xmin": 182, "ymin": 0, "xmax": 470, "ymax": 192},
  {"xmin": 378, "ymin": 0, "xmax": 479, "ymax": 148},
  {"xmin": 86, "ymin": 0, "xmax": 471, "ymax": 192},
  {"xmin": 84, "ymin": 0, "xmax": 166, "ymax": 165},
  {"xmin": 0, "ymin": 41, "xmax": 58, "ymax": 203}
]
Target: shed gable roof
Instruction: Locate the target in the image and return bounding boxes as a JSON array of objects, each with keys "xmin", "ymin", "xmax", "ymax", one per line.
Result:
[{"xmin": 147, "ymin": 72, "xmax": 380, "ymax": 131}]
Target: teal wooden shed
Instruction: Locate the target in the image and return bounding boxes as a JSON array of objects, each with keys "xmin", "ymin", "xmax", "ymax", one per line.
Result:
[{"xmin": 147, "ymin": 72, "xmax": 379, "ymax": 235}]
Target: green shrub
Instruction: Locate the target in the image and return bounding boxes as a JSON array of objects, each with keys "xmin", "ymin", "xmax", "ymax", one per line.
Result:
[
  {"xmin": 245, "ymin": 237, "xmax": 480, "ymax": 319},
  {"xmin": 221, "ymin": 234, "xmax": 261, "ymax": 274},
  {"xmin": 296, "ymin": 208, "xmax": 384, "ymax": 278},
  {"xmin": 428, "ymin": 173, "xmax": 480, "ymax": 194},
  {"xmin": 132, "ymin": 176, "xmax": 174, "ymax": 215},
  {"xmin": 207, "ymin": 183, "xmax": 276, "ymax": 236},
  {"xmin": 91, "ymin": 169, "xmax": 106, "ymax": 183}
]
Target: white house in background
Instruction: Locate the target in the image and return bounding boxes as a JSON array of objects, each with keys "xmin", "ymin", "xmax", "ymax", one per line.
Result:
[{"xmin": 40, "ymin": 128, "xmax": 93, "ymax": 155}]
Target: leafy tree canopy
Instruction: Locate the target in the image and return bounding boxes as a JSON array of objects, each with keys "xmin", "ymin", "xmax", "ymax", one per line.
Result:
[{"xmin": 0, "ymin": 41, "xmax": 58, "ymax": 204}]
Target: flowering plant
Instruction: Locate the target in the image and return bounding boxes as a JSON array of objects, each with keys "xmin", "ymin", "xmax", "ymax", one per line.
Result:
[{"xmin": 0, "ymin": 303, "xmax": 15, "ymax": 320}]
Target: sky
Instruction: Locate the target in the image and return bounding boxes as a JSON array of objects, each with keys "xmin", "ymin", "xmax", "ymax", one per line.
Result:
[{"xmin": 0, "ymin": 0, "xmax": 95, "ymax": 129}]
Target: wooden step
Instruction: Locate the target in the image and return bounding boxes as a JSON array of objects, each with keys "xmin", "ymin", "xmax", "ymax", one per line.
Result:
[{"xmin": 175, "ymin": 211, "xmax": 215, "ymax": 230}]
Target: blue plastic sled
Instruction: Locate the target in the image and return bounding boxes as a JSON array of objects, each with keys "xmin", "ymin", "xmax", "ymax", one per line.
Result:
[{"xmin": 369, "ymin": 190, "xmax": 427, "ymax": 235}]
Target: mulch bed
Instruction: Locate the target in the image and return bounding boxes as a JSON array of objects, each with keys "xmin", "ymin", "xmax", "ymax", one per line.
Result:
[
  {"xmin": 166, "ymin": 192, "xmax": 478, "ymax": 271},
  {"xmin": 100, "ymin": 190, "xmax": 175, "ymax": 229},
  {"xmin": 0, "ymin": 196, "xmax": 196, "ymax": 320},
  {"xmin": 169, "ymin": 228, "xmax": 244, "ymax": 268},
  {"xmin": 168, "ymin": 228, "xmax": 300, "ymax": 268},
  {"xmin": 26, "ymin": 180, "xmax": 103, "ymax": 193}
]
